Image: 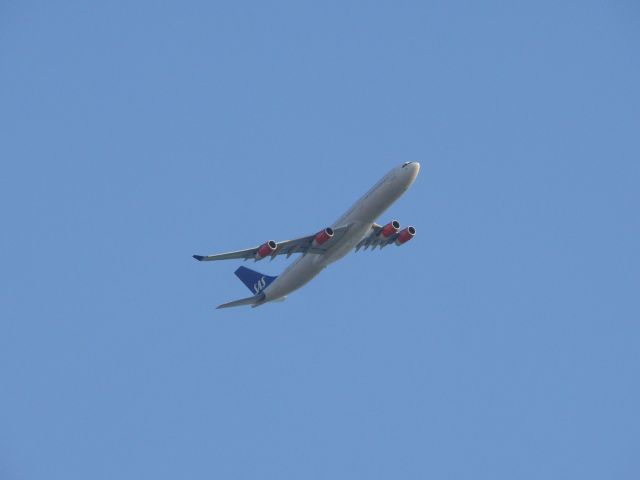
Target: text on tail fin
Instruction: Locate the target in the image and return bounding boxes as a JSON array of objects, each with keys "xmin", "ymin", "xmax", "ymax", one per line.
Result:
[{"xmin": 234, "ymin": 266, "xmax": 278, "ymax": 294}]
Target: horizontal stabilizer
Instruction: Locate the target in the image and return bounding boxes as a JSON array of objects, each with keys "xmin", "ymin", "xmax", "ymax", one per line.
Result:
[{"xmin": 217, "ymin": 293, "xmax": 265, "ymax": 309}]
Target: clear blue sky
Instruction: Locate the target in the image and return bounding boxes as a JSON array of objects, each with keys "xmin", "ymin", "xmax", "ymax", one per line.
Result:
[{"xmin": 1, "ymin": 1, "xmax": 639, "ymax": 478}]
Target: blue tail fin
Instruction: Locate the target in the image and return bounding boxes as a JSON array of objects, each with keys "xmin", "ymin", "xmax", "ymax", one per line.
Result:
[{"xmin": 234, "ymin": 266, "xmax": 278, "ymax": 295}]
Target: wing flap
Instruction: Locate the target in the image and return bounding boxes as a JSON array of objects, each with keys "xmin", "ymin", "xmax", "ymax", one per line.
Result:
[{"xmin": 355, "ymin": 223, "xmax": 399, "ymax": 251}]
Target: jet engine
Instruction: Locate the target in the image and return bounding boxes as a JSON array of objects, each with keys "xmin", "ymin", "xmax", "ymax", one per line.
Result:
[
  {"xmin": 395, "ymin": 226, "xmax": 416, "ymax": 245},
  {"xmin": 313, "ymin": 227, "xmax": 334, "ymax": 247},
  {"xmin": 380, "ymin": 220, "xmax": 400, "ymax": 238},
  {"xmin": 255, "ymin": 240, "xmax": 277, "ymax": 259}
]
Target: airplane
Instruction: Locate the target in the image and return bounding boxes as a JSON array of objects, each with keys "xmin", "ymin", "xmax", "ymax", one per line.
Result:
[{"xmin": 193, "ymin": 161, "xmax": 421, "ymax": 308}]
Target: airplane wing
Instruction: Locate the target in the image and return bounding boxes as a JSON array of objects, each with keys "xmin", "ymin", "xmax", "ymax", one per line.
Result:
[
  {"xmin": 355, "ymin": 223, "xmax": 412, "ymax": 250},
  {"xmin": 193, "ymin": 224, "xmax": 352, "ymax": 262}
]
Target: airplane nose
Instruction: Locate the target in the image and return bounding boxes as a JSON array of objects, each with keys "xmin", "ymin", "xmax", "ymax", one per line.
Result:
[
  {"xmin": 399, "ymin": 161, "xmax": 421, "ymax": 182},
  {"xmin": 407, "ymin": 161, "xmax": 420, "ymax": 180}
]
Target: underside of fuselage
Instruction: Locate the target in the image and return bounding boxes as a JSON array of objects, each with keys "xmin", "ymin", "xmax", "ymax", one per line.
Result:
[{"xmin": 258, "ymin": 163, "xmax": 420, "ymax": 305}]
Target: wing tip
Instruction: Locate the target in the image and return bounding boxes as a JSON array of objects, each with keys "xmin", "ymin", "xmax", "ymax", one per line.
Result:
[{"xmin": 193, "ymin": 254, "xmax": 205, "ymax": 261}]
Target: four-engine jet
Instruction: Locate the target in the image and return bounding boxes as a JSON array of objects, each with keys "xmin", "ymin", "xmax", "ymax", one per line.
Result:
[{"xmin": 193, "ymin": 162, "xmax": 421, "ymax": 308}]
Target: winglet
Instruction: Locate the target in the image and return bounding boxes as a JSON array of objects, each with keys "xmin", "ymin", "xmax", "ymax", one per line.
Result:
[{"xmin": 193, "ymin": 255, "xmax": 205, "ymax": 261}]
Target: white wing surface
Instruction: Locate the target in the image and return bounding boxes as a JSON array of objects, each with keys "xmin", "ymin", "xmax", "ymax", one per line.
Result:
[
  {"xmin": 193, "ymin": 224, "xmax": 351, "ymax": 262},
  {"xmin": 355, "ymin": 223, "xmax": 404, "ymax": 250}
]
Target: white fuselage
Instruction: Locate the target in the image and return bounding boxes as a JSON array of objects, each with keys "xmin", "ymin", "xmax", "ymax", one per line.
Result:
[{"xmin": 260, "ymin": 162, "xmax": 421, "ymax": 304}]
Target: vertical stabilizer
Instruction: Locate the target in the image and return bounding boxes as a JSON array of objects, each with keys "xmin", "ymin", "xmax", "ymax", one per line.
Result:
[{"xmin": 234, "ymin": 266, "xmax": 278, "ymax": 295}]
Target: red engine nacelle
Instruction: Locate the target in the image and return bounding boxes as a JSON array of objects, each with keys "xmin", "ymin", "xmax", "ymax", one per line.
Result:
[
  {"xmin": 395, "ymin": 226, "xmax": 416, "ymax": 245},
  {"xmin": 313, "ymin": 227, "xmax": 334, "ymax": 247},
  {"xmin": 255, "ymin": 240, "xmax": 277, "ymax": 259},
  {"xmin": 380, "ymin": 220, "xmax": 400, "ymax": 238}
]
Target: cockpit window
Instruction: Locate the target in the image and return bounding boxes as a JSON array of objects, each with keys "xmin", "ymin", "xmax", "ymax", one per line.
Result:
[{"xmin": 402, "ymin": 162, "xmax": 412, "ymax": 167}]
